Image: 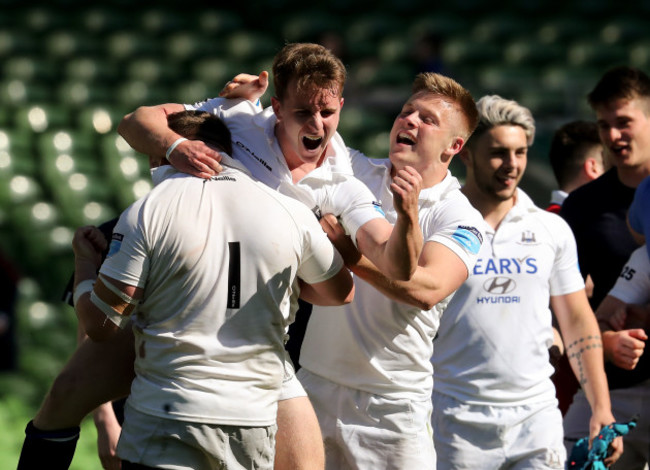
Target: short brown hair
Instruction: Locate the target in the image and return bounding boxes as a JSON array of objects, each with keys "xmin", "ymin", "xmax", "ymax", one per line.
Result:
[
  {"xmin": 167, "ymin": 110, "xmax": 232, "ymax": 155},
  {"xmin": 272, "ymin": 43, "xmax": 346, "ymax": 101},
  {"xmin": 412, "ymin": 72, "xmax": 478, "ymax": 139},
  {"xmin": 549, "ymin": 120, "xmax": 601, "ymax": 189},
  {"xmin": 588, "ymin": 66, "xmax": 650, "ymax": 109}
]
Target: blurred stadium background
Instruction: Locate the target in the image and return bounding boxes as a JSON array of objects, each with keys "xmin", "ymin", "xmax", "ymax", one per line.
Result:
[{"xmin": 0, "ymin": 0, "xmax": 647, "ymax": 467}]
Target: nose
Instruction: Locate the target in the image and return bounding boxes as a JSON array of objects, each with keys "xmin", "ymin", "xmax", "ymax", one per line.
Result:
[
  {"xmin": 307, "ymin": 114, "xmax": 323, "ymax": 132},
  {"xmin": 503, "ymin": 152, "xmax": 517, "ymax": 169},
  {"xmin": 402, "ymin": 110, "xmax": 419, "ymax": 127}
]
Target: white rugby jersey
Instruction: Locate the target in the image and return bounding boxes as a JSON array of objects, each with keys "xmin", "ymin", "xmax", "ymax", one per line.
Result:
[
  {"xmin": 99, "ymin": 159, "xmax": 344, "ymax": 426},
  {"xmin": 299, "ymin": 152, "xmax": 484, "ymax": 401},
  {"xmin": 186, "ymin": 98, "xmax": 385, "ymax": 243},
  {"xmin": 432, "ymin": 189, "xmax": 585, "ymax": 406},
  {"xmin": 609, "ymin": 245, "xmax": 650, "ymax": 305}
]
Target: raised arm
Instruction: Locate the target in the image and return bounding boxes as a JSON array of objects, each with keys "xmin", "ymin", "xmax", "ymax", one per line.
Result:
[
  {"xmin": 118, "ymin": 103, "xmax": 222, "ymax": 178},
  {"xmin": 551, "ymin": 290, "xmax": 622, "ymax": 466},
  {"xmin": 355, "ymin": 166, "xmax": 423, "ymax": 281}
]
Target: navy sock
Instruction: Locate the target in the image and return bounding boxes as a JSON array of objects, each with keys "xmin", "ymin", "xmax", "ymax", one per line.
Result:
[{"xmin": 17, "ymin": 420, "xmax": 80, "ymax": 470}]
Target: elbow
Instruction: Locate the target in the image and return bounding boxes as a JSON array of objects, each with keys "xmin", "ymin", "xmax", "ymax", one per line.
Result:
[
  {"xmin": 84, "ymin": 316, "xmax": 118, "ymax": 342},
  {"xmin": 342, "ymin": 285, "xmax": 355, "ymax": 304},
  {"xmin": 387, "ymin": 265, "xmax": 415, "ymax": 282}
]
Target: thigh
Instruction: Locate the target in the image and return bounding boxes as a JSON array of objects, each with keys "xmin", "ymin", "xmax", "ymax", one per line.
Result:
[
  {"xmin": 34, "ymin": 327, "xmax": 135, "ymax": 429},
  {"xmin": 275, "ymin": 396, "xmax": 324, "ymax": 470}
]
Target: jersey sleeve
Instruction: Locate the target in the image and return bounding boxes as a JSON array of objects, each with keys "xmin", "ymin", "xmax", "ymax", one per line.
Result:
[
  {"xmin": 608, "ymin": 246, "xmax": 650, "ymax": 305},
  {"xmin": 294, "ymin": 206, "xmax": 345, "ymax": 285},
  {"xmin": 185, "ymin": 97, "xmax": 259, "ymax": 120},
  {"xmin": 548, "ymin": 215, "xmax": 585, "ymax": 296},
  {"xmin": 98, "ymin": 200, "xmax": 150, "ymax": 289},
  {"xmin": 334, "ymin": 176, "xmax": 386, "ymax": 247},
  {"xmin": 426, "ymin": 198, "xmax": 485, "ymax": 274}
]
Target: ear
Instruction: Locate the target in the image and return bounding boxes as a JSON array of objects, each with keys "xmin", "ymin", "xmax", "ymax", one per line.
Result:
[
  {"xmin": 340, "ymin": 97, "xmax": 344, "ymax": 109},
  {"xmin": 583, "ymin": 157, "xmax": 602, "ymax": 181},
  {"xmin": 271, "ymin": 96, "xmax": 281, "ymax": 118}
]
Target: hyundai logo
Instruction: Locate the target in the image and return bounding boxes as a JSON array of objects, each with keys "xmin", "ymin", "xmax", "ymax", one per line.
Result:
[{"xmin": 483, "ymin": 276, "xmax": 517, "ymax": 294}]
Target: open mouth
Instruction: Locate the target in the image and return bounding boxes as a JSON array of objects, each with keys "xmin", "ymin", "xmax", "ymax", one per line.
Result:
[
  {"xmin": 396, "ymin": 132, "xmax": 416, "ymax": 145},
  {"xmin": 303, "ymin": 135, "xmax": 323, "ymax": 151}
]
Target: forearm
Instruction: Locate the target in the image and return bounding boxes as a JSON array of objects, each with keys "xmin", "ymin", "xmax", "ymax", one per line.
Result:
[
  {"xmin": 564, "ymin": 318, "xmax": 611, "ymax": 412},
  {"xmin": 350, "ymin": 255, "xmax": 443, "ymax": 310},
  {"xmin": 118, "ymin": 105, "xmax": 185, "ymax": 159},
  {"xmin": 383, "ymin": 213, "xmax": 423, "ymax": 281}
]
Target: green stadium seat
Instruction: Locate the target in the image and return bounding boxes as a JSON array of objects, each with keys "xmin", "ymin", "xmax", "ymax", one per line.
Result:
[
  {"xmin": 57, "ymin": 80, "xmax": 114, "ymax": 107},
  {"xmin": 503, "ymin": 38, "xmax": 564, "ymax": 67},
  {"xmin": 13, "ymin": 104, "xmax": 72, "ymax": 133},
  {"xmin": 226, "ymin": 31, "xmax": 280, "ymax": 65},
  {"xmin": 138, "ymin": 7, "xmax": 191, "ymax": 35},
  {"xmin": 105, "ymin": 31, "xmax": 161, "ymax": 60},
  {"xmin": 80, "ymin": 6, "xmax": 132, "ymax": 34},
  {"xmin": 566, "ymin": 40, "xmax": 627, "ymax": 69},
  {"xmin": 165, "ymin": 31, "xmax": 225, "ymax": 64},
  {"xmin": 442, "ymin": 36, "xmax": 501, "ymax": 68},
  {"xmin": 44, "ymin": 30, "xmax": 103, "ymax": 58},
  {"xmin": 408, "ymin": 14, "xmax": 469, "ymax": 39},
  {"xmin": 629, "ymin": 40, "xmax": 650, "ymax": 69},
  {"xmin": 195, "ymin": 9, "xmax": 244, "ymax": 36},
  {"xmin": 536, "ymin": 17, "xmax": 596, "ymax": 45},
  {"xmin": 115, "ymin": 79, "xmax": 170, "ymax": 108},
  {"xmin": 471, "ymin": 14, "xmax": 533, "ymax": 43},
  {"xmin": 599, "ymin": 17, "xmax": 649, "ymax": 45},
  {"xmin": 281, "ymin": 13, "xmax": 339, "ymax": 43},
  {"xmin": 192, "ymin": 58, "xmax": 241, "ymax": 92},
  {"xmin": 64, "ymin": 56, "xmax": 120, "ymax": 84}
]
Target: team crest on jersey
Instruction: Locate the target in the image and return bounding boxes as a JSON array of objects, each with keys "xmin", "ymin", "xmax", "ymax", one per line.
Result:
[
  {"xmin": 107, "ymin": 233, "xmax": 124, "ymax": 258},
  {"xmin": 372, "ymin": 200, "xmax": 385, "ymax": 216},
  {"xmin": 518, "ymin": 230, "xmax": 539, "ymax": 245},
  {"xmin": 452, "ymin": 225, "xmax": 483, "ymax": 254}
]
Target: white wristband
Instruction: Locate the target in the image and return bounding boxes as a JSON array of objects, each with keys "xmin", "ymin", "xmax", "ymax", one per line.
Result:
[
  {"xmin": 165, "ymin": 137, "xmax": 188, "ymax": 161},
  {"xmin": 73, "ymin": 279, "xmax": 95, "ymax": 307}
]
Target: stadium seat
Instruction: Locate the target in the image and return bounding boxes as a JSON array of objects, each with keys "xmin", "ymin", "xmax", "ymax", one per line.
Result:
[
  {"xmin": 281, "ymin": 13, "xmax": 339, "ymax": 43},
  {"xmin": 13, "ymin": 104, "xmax": 72, "ymax": 133},
  {"xmin": 470, "ymin": 14, "xmax": 533, "ymax": 44},
  {"xmin": 599, "ymin": 17, "xmax": 649, "ymax": 45}
]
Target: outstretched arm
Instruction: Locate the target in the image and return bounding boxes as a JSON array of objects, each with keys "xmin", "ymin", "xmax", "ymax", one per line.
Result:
[
  {"xmin": 320, "ymin": 214, "xmax": 467, "ymax": 310},
  {"xmin": 552, "ymin": 290, "xmax": 622, "ymax": 466},
  {"xmin": 118, "ymin": 103, "xmax": 222, "ymax": 178},
  {"xmin": 355, "ymin": 166, "xmax": 423, "ymax": 281}
]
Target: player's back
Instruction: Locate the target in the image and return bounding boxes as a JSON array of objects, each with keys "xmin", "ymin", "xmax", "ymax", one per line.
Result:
[{"xmin": 106, "ymin": 162, "xmax": 324, "ymax": 425}]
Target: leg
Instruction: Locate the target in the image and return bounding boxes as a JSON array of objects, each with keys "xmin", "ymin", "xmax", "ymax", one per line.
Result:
[
  {"xmin": 275, "ymin": 396, "xmax": 325, "ymax": 470},
  {"xmin": 17, "ymin": 328, "xmax": 135, "ymax": 469}
]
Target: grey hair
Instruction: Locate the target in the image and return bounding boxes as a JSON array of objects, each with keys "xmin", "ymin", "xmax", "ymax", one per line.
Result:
[{"xmin": 470, "ymin": 95, "xmax": 535, "ymax": 146}]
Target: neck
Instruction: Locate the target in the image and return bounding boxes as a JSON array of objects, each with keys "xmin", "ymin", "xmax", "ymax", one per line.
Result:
[
  {"xmin": 462, "ymin": 184, "xmax": 517, "ymax": 230},
  {"xmin": 390, "ymin": 162, "xmax": 447, "ymax": 189},
  {"xmin": 616, "ymin": 164, "xmax": 650, "ymax": 188}
]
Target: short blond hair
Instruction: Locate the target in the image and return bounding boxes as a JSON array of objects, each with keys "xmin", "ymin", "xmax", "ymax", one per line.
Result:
[{"xmin": 412, "ymin": 72, "xmax": 478, "ymax": 139}]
